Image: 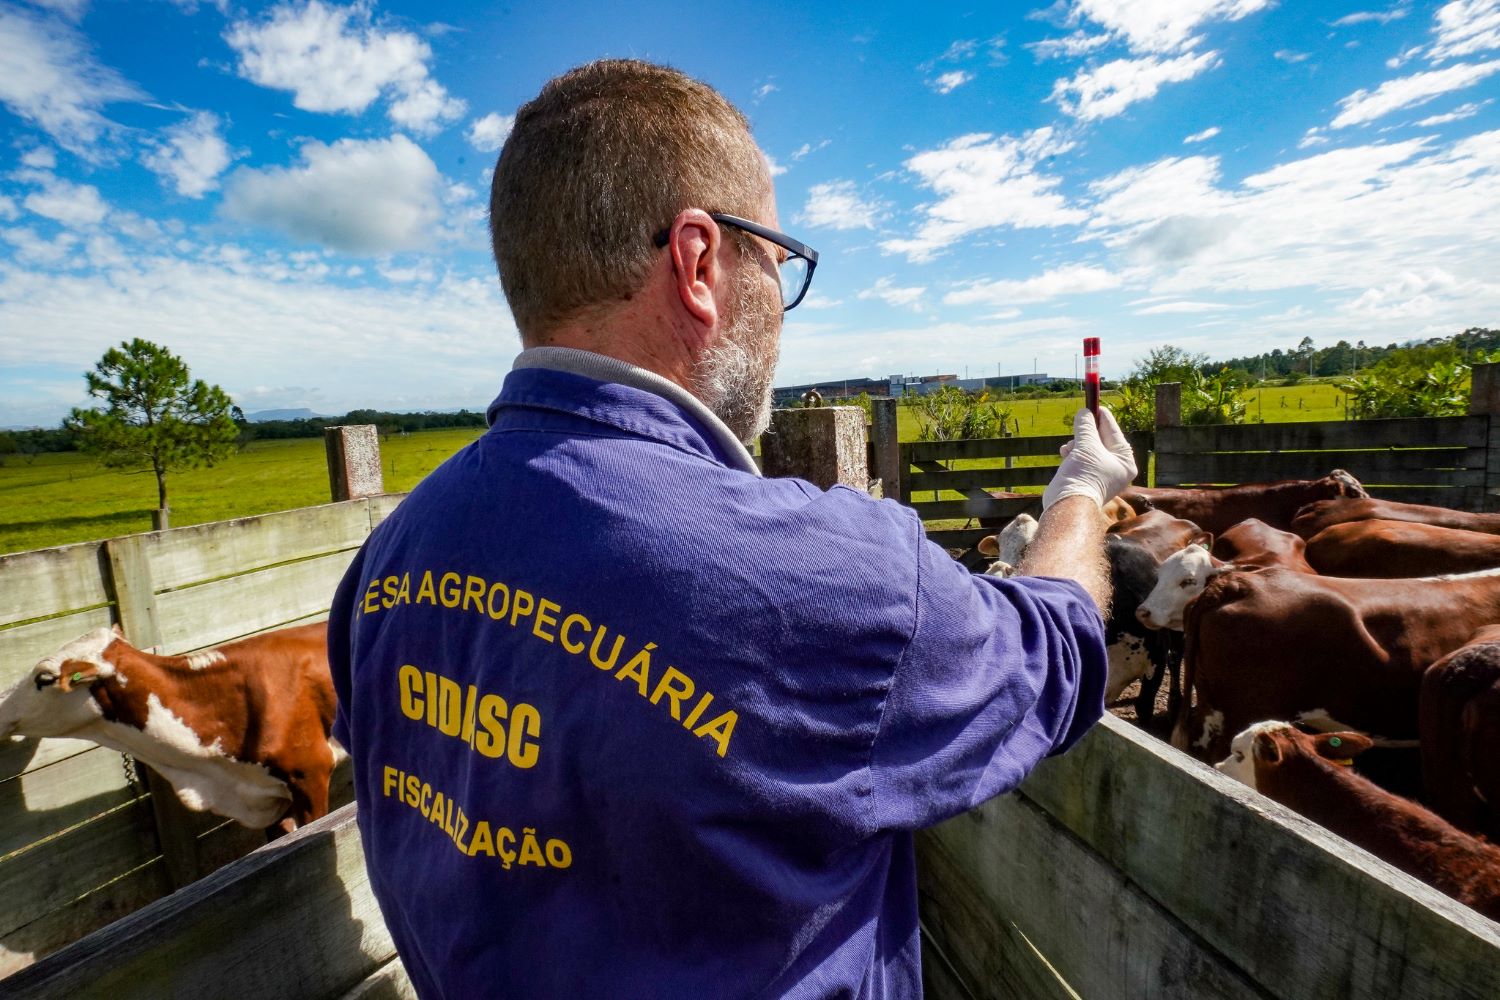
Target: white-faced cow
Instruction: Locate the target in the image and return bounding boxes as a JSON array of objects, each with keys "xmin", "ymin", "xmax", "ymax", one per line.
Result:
[{"xmin": 0, "ymin": 623, "xmax": 336, "ymax": 833}]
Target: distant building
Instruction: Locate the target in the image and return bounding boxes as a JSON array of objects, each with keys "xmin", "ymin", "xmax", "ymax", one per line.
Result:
[{"xmin": 771, "ymin": 371, "xmax": 1070, "ymax": 405}]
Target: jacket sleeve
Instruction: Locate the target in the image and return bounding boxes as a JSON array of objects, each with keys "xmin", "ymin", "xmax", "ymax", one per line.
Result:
[{"xmin": 868, "ymin": 531, "xmax": 1107, "ymax": 831}]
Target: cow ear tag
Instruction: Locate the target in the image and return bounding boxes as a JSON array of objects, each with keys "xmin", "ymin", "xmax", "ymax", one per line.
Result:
[{"xmin": 1323, "ymin": 735, "xmax": 1354, "ymax": 766}]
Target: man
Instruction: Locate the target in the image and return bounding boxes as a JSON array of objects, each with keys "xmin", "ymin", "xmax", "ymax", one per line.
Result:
[{"xmin": 329, "ymin": 59, "xmax": 1136, "ymax": 999}]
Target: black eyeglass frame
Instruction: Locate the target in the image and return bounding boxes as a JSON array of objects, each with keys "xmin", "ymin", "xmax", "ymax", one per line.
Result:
[{"xmin": 652, "ymin": 213, "xmax": 820, "ymax": 312}]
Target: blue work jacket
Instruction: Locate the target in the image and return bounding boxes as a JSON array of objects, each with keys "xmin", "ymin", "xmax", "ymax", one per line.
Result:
[{"xmin": 329, "ymin": 349, "xmax": 1107, "ymax": 999}]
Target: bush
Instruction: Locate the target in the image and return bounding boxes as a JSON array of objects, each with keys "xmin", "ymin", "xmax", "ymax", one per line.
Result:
[
  {"xmin": 1340, "ymin": 352, "xmax": 1475, "ymax": 419},
  {"xmin": 906, "ymin": 386, "xmax": 1013, "ymax": 441}
]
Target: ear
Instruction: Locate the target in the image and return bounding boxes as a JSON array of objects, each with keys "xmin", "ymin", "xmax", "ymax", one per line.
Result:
[
  {"xmin": 1192, "ymin": 532, "xmax": 1213, "ymax": 550},
  {"xmin": 666, "ymin": 209, "xmax": 722, "ymax": 329},
  {"xmin": 977, "ymin": 535, "xmax": 1000, "ymax": 558},
  {"xmin": 56, "ymin": 660, "xmax": 101, "ymax": 692},
  {"xmin": 1312, "ymin": 732, "xmax": 1373, "ymax": 763},
  {"xmin": 1252, "ymin": 731, "xmax": 1283, "ymax": 766}
]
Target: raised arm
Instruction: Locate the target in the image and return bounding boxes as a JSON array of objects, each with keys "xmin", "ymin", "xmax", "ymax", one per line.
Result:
[{"xmin": 1019, "ymin": 406, "xmax": 1138, "ymax": 614}]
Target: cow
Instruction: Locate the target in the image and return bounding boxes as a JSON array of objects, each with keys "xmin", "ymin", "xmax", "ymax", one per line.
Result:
[
  {"xmin": 1121, "ymin": 470, "xmax": 1366, "ymax": 535},
  {"xmin": 1420, "ymin": 626, "xmax": 1500, "ymax": 841},
  {"xmin": 1305, "ymin": 519, "xmax": 1500, "ymax": 578},
  {"xmin": 1216, "ymin": 722, "xmax": 1500, "ymax": 922},
  {"xmin": 1136, "ymin": 519, "xmax": 1315, "ymax": 631},
  {"xmin": 977, "ymin": 513, "xmax": 1038, "ymax": 578},
  {"xmin": 1292, "ymin": 496, "xmax": 1500, "ymax": 540},
  {"xmin": 0, "ymin": 623, "xmax": 336, "ymax": 834},
  {"xmin": 1100, "ymin": 511, "xmax": 1209, "ymax": 723},
  {"xmin": 1173, "ymin": 566, "xmax": 1500, "ymax": 762}
]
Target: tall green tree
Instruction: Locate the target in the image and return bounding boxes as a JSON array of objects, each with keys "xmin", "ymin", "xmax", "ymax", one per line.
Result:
[{"xmin": 65, "ymin": 339, "xmax": 238, "ymax": 517}]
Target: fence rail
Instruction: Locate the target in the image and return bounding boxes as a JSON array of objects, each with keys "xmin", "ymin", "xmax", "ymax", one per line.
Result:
[{"xmin": 0, "ymin": 490, "xmax": 400, "ymax": 976}]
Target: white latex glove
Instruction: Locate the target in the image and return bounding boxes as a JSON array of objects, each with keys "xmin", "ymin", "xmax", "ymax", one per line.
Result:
[{"xmin": 1042, "ymin": 406, "xmax": 1139, "ymax": 511}]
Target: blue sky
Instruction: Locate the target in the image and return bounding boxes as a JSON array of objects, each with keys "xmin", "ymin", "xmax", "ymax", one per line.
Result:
[{"xmin": 2, "ymin": 0, "xmax": 1499, "ymax": 425}]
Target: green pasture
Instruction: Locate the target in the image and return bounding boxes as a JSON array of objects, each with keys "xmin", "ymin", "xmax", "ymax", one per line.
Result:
[{"xmin": 0, "ymin": 381, "xmax": 1354, "ymax": 556}]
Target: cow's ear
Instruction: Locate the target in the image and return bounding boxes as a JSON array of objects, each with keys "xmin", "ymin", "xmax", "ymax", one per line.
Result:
[
  {"xmin": 56, "ymin": 660, "xmax": 100, "ymax": 692},
  {"xmin": 1252, "ymin": 731, "xmax": 1283, "ymax": 765},
  {"xmin": 977, "ymin": 535, "xmax": 1000, "ymax": 558},
  {"xmin": 1193, "ymin": 532, "xmax": 1213, "ymax": 550},
  {"xmin": 1313, "ymin": 732, "xmax": 1372, "ymax": 762}
]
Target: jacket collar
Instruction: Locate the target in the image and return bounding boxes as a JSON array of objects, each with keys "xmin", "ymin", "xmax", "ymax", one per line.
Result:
[{"xmin": 489, "ymin": 347, "xmax": 762, "ymax": 476}]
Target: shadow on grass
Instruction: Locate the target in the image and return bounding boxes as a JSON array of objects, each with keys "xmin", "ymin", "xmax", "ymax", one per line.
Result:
[{"xmin": 0, "ymin": 510, "xmax": 155, "ymax": 533}]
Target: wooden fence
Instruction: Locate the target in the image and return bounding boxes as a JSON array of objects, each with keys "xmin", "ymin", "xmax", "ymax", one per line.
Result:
[
  {"xmin": 0, "ymin": 426, "xmax": 397, "ymax": 977},
  {"xmin": 917, "ymin": 715, "xmax": 1500, "ymax": 999}
]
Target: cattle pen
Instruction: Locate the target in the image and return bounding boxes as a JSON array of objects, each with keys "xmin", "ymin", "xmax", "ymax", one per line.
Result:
[{"xmin": 4, "ymin": 390, "xmax": 1500, "ymax": 997}]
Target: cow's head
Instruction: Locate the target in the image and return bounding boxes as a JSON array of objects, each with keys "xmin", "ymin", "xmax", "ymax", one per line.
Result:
[
  {"xmin": 1328, "ymin": 469, "xmax": 1369, "ymax": 499},
  {"xmin": 0, "ymin": 626, "xmax": 121, "ymax": 741},
  {"xmin": 1137, "ymin": 543, "xmax": 1218, "ymax": 630},
  {"xmin": 1214, "ymin": 722, "xmax": 1373, "ymax": 790}
]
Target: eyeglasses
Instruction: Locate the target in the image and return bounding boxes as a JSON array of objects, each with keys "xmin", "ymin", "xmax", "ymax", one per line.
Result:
[{"xmin": 653, "ymin": 213, "xmax": 819, "ymax": 312}]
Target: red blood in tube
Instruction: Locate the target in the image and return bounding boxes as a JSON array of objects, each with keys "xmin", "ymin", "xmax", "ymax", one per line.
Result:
[{"xmin": 1084, "ymin": 337, "xmax": 1101, "ymax": 424}]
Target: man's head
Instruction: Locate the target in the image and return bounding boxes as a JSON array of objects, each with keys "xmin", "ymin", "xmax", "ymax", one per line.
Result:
[{"xmin": 490, "ymin": 60, "xmax": 787, "ymax": 440}]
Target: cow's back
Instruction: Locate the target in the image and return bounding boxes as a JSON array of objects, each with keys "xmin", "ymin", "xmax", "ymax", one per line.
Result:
[{"xmin": 1307, "ymin": 520, "xmax": 1500, "ymax": 577}]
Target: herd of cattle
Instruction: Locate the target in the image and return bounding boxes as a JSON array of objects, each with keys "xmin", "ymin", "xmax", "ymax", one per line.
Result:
[
  {"xmin": 983, "ymin": 471, "xmax": 1500, "ymax": 920},
  {"xmin": 3, "ymin": 471, "xmax": 1500, "ymax": 924}
]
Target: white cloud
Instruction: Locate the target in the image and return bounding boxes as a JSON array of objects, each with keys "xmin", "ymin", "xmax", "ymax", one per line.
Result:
[
  {"xmin": 0, "ymin": 6, "xmax": 143, "ymax": 156},
  {"xmin": 1058, "ymin": 0, "xmax": 1272, "ymax": 55},
  {"xmin": 1429, "ymin": 0, "xmax": 1500, "ymax": 62},
  {"xmin": 1331, "ymin": 59, "xmax": 1500, "ymax": 127},
  {"xmin": 930, "ymin": 70, "xmax": 973, "ymax": 94},
  {"xmin": 1387, "ymin": 44, "xmax": 1425, "ymax": 68},
  {"xmin": 23, "ymin": 0, "xmax": 90, "ymax": 23},
  {"xmin": 765, "ymin": 154, "xmax": 787, "ymax": 178},
  {"xmin": 221, "ymin": 135, "xmax": 444, "ymax": 254},
  {"xmin": 1028, "ymin": 31, "xmax": 1111, "ymax": 59},
  {"xmin": 142, "ymin": 111, "xmax": 235, "ymax": 198},
  {"xmin": 0, "ymin": 195, "xmax": 16, "ymax": 221},
  {"xmin": 1342, "ymin": 269, "xmax": 1462, "ymax": 318},
  {"xmin": 1134, "ymin": 300, "xmax": 1232, "ymax": 314},
  {"xmin": 798, "ymin": 292, "xmax": 843, "ymax": 310},
  {"xmin": 1416, "ymin": 99, "xmax": 1490, "ymax": 124},
  {"xmin": 21, "ymin": 175, "xmax": 108, "ymax": 227},
  {"xmin": 791, "ymin": 140, "xmax": 830, "ymax": 161},
  {"xmin": 465, "ymin": 111, "xmax": 513, "ymax": 151},
  {"xmin": 224, "ymin": 1, "xmax": 465, "ymax": 134},
  {"xmin": 0, "ymin": 252, "xmax": 520, "ymax": 427},
  {"xmin": 882, "ymin": 129, "xmax": 1086, "ymax": 261},
  {"xmin": 1051, "ymin": 51, "xmax": 1221, "ymax": 121},
  {"xmin": 20, "ymin": 147, "xmax": 57, "ymax": 169},
  {"xmin": 753, "ymin": 82, "xmax": 777, "ymax": 100},
  {"xmin": 798, "ymin": 180, "xmax": 886, "ymax": 230},
  {"xmin": 1184, "ymin": 126, "xmax": 1221, "ymax": 143},
  {"xmin": 945, "ymin": 264, "xmax": 1122, "ymax": 307},
  {"xmin": 1274, "ymin": 49, "xmax": 1311, "ymax": 63},
  {"xmin": 1, "ymin": 226, "xmax": 78, "ymax": 266},
  {"xmin": 858, "ymin": 276, "xmax": 926, "ymax": 310},
  {"xmin": 1332, "ymin": 8, "xmax": 1410, "ymax": 27}
]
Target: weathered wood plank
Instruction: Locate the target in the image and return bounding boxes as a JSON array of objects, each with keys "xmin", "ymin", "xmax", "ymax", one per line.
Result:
[
  {"xmin": 367, "ymin": 494, "xmax": 405, "ymax": 530},
  {"xmin": 1020, "ymin": 715, "xmax": 1500, "ymax": 1000},
  {"xmin": 0, "ymin": 799, "xmax": 159, "ymax": 941},
  {"xmin": 921, "ymin": 793, "xmax": 1271, "ymax": 1000},
  {"xmin": 152, "ymin": 550, "xmax": 355, "ymax": 654},
  {"xmin": 1152, "ymin": 449, "xmax": 1482, "ymax": 488},
  {"xmin": 2, "ymin": 803, "xmax": 396, "ymax": 1000},
  {"xmin": 0, "ymin": 746, "xmax": 137, "ymax": 861},
  {"xmin": 906, "ymin": 466, "xmax": 1058, "ymax": 493},
  {"xmin": 0, "ymin": 737, "xmax": 95, "ymax": 784},
  {"xmin": 904, "ymin": 435, "xmax": 1074, "ymax": 463},
  {"xmin": 140, "ymin": 502, "xmax": 376, "ymax": 593},
  {"xmin": 105, "ymin": 533, "xmax": 163, "ymax": 652},
  {"xmin": 908, "ymin": 497, "xmax": 1043, "ymax": 521},
  {"xmin": 0, "ymin": 542, "xmax": 111, "ymax": 628},
  {"xmin": 0, "ymin": 859, "xmax": 171, "ymax": 979},
  {"xmin": 1157, "ymin": 416, "xmax": 1487, "ymax": 454},
  {"xmin": 337, "ymin": 958, "xmax": 417, "ymax": 1000},
  {"xmin": 0, "ymin": 607, "xmax": 116, "ymax": 690}
]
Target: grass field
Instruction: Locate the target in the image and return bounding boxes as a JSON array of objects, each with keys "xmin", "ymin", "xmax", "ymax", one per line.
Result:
[{"xmin": 0, "ymin": 381, "xmax": 1355, "ymax": 556}]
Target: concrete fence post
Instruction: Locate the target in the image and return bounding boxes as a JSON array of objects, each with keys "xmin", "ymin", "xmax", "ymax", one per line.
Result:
[
  {"xmin": 1470, "ymin": 363, "xmax": 1500, "ymax": 512},
  {"xmin": 324, "ymin": 425, "xmax": 384, "ymax": 502},
  {"xmin": 761, "ymin": 407, "xmax": 869, "ymax": 492},
  {"xmin": 870, "ymin": 398, "xmax": 900, "ymax": 500},
  {"xmin": 1155, "ymin": 383, "xmax": 1182, "ymax": 429}
]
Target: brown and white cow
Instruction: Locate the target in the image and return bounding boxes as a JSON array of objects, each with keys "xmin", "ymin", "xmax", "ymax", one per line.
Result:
[
  {"xmin": 1420, "ymin": 625, "xmax": 1500, "ymax": 841},
  {"xmin": 1305, "ymin": 519, "xmax": 1500, "ymax": 578},
  {"xmin": 0, "ymin": 623, "xmax": 336, "ymax": 833},
  {"xmin": 1292, "ymin": 496, "xmax": 1500, "ymax": 540},
  {"xmin": 1121, "ymin": 470, "xmax": 1366, "ymax": 535},
  {"xmin": 1216, "ymin": 722, "xmax": 1500, "ymax": 921},
  {"xmin": 1136, "ymin": 519, "xmax": 1316, "ymax": 631},
  {"xmin": 1173, "ymin": 566, "xmax": 1500, "ymax": 761}
]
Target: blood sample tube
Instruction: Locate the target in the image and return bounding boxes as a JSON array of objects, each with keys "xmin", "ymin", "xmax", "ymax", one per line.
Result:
[{"xmin": 1084, "ymin": 337, "xmax": 1101, "ymax": 424}]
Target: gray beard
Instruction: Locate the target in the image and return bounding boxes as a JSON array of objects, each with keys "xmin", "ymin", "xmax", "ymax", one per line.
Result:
[{"xmin": 691, "ymin": 272, "xmax": 779, "ymax": 443}]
